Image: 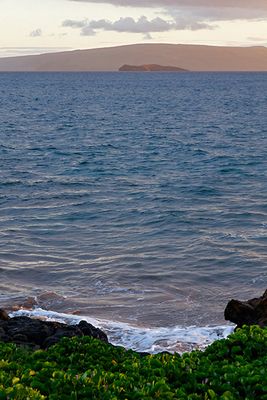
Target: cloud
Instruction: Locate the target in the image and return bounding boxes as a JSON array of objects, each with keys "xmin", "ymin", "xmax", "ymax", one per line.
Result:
[
  {"xmin": 62, "ymin": 15, "xmax": 213, "ymax": 36},
  {"xmin": 143, "ymin": 32, "xmax": 152, "ymax": 40},
  {"xmin": 69, "ymin": 0, "xmax": 267, "ymax": 8},
  {"xmin": 165, "ymin": 7, "xmax": 267, "ymax": 23},
  {"xmin": 62, "ymin": 20, "xmax": 86, "ymax": 28},
  {"xmin": 30, "ymin": 29, "xmax": 42, "ymax": 37},
  {"xmin": 69, "ymin": 0, "xmax": 267, "ymax": 20}
]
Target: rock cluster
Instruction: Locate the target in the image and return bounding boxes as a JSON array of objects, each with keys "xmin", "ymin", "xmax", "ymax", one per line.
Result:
[
  {"xmin": 225, "ymin": 289, "xmax": 267, "ymax": 328},
  {"xmin": 0, "ymin": 309, "xmax": 108, "ymax": 349}
]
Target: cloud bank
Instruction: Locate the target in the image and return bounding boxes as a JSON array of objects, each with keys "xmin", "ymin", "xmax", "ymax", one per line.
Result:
[
  {"xmin": 70, "ymin": 0, "xmax": 267, "ymax": 20},
  {"xmin": 65, "ymin": 0, "xmax": 267, "ymax": 38},
  {"xmin": 62, "ymin": 15, "xmax": 213, "ymax": 36}
]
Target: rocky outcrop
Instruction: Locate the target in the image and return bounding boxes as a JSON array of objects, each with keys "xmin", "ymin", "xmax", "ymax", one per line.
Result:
[
  {"xmin": 0, "ymin": 309, "xmax": 108, "ymax": 349},
  {"xmin": 224, "ymin": 289, "xmax": 267, "ymax": 328},
  {"xmin": 119, "ymin": 64, "xmax": 188, "ymax": 72}
]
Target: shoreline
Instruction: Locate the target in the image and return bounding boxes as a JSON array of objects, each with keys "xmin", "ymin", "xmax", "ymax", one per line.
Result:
[
  {"xmin": 2, "ymin": 306, "xmax": 234, "ymax": 354},
  {"xmin": 2, "ymin": 289, "xmax": 266, "ymax": 353}
]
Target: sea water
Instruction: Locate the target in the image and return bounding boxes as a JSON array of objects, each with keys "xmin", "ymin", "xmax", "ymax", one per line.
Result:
[{"xmin": 0, "ymin": 72, "xmax": 267, "ymax": 352}]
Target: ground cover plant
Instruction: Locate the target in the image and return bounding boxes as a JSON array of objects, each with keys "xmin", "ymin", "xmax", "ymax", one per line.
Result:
[{"xmin": 1, "ymin": 325, "xmax": 267, "ymax": 399}]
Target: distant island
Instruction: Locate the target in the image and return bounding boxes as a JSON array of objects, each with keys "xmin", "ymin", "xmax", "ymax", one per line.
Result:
[{"xmin": 119, "ymin": 64, "xmax": 188, "ymax": 72}]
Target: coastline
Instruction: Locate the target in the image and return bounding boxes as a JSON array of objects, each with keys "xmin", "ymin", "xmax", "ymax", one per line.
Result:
[
  {"xmin": 3, "ymin": 289, "xmax": 266, "ymax": 353},
  {"xmin": 3, "ymin": 307, "xmax": 234, "ymax": 354}
]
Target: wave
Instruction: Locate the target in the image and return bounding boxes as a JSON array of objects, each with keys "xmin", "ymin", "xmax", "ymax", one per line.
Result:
[{"xmin": 11, "ymin": 308, "xmax": 234, "ymax": 354}]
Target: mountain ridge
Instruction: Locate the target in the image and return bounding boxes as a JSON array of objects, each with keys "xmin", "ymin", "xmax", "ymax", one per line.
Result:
[{"xmin": 0, "ymin": 43, "xmax": 266, "ymax": 71}]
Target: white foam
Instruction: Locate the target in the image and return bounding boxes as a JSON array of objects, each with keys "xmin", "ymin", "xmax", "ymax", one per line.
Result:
[{"xmin": 10, "ymin": 308, "xmax": 234, "ymax": 354}]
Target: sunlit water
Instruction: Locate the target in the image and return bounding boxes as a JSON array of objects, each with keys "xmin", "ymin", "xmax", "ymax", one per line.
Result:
[{"xmin": 0, "ymin": 72, "xmax": 266, "ymax": 351}]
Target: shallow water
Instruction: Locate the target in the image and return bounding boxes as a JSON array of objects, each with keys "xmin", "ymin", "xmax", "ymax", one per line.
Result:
[{"xmin": 0, "ymin": 72, "xmax": 267, "ymax": 351}]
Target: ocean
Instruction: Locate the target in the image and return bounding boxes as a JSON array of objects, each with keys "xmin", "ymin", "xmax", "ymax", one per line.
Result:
[{"xmin": 0, "ymin": 72, "xmax": 266, "ymax": 352}]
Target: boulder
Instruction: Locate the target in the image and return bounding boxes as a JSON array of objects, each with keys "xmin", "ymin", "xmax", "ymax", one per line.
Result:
[
  {"xmin": 225, "ymin": 289, "xmax": 267, "ymax": 328},
  {"xmin": 0, "ymin": 310, "xmax": 108, "ymax": 349},
  {"xmin": 0, "ymin": 309, "xmax": 9, "ymax": 321}
]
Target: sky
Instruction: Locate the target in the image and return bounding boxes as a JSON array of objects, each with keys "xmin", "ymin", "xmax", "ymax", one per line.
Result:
[{"xmin": 0, "ymin": 0, "xmax": 267, "ymax": 57}]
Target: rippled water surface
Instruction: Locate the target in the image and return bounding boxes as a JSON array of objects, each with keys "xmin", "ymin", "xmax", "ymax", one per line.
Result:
[{"xmin": 0, "ymin": 72, "xmax": 267, "ymax": 334}]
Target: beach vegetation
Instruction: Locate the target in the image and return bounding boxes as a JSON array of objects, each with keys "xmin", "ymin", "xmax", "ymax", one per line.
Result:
[{"xmin": 0, "ymin": 325, "xmax": 267, "ymax": 399}]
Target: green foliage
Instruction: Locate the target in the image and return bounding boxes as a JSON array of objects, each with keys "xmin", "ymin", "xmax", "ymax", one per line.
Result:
[{"xmin": 1, "ymin": 325, "xmax": 267, "ymax": 399}]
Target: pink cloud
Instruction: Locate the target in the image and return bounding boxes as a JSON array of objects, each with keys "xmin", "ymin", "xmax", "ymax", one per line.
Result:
[{"xmin": 70, "ymin": 0, "xmax": 267, "ymax": 10}]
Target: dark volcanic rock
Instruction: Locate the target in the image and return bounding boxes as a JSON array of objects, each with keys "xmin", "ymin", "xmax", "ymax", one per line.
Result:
[
  {"xmin": 225, "ymin": 289, "xmax": 267, "ymax": 328},
  {"xmin": 78, "ymin": 320, "xmax": 108, "ymax": 342},
  {"xmin": 0, "ymin": 309, "xmax": 10, "ymax": 321},
  {"xmin": 0, "ymin": 310, "xmax": 108, "ymax": 349}
]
